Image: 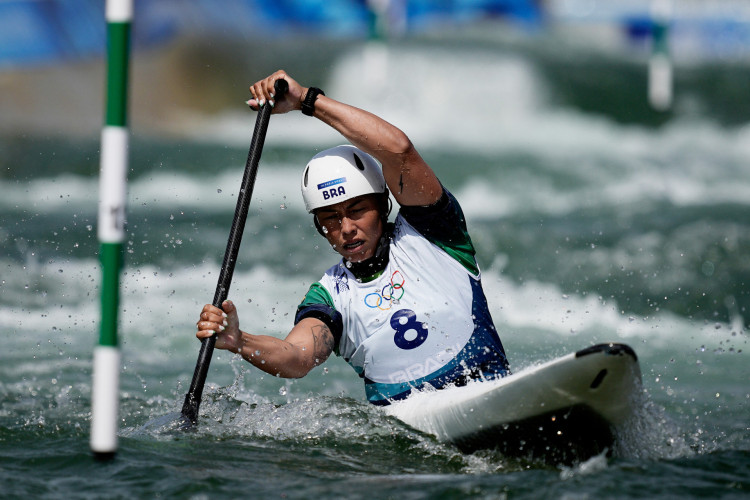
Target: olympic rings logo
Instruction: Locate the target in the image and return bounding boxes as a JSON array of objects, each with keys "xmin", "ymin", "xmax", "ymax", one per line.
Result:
[{"xmin": 364, "ymin": 270, "xmax": 406, "ymax": 310}]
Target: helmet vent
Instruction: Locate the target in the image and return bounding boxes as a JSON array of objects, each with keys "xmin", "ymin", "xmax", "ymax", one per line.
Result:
[
  {"xmin": 353, "ymin": 153, "xmax": 365, "ymax": 171},
  {"xmin": 303, "ymin": 166, "xmax": 309, "ymax": 187}
]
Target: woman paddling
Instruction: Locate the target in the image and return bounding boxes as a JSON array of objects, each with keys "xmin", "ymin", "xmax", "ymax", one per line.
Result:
[{"xmin": 196, "ymin": 70, "xmax": 510, "ymax": 405}]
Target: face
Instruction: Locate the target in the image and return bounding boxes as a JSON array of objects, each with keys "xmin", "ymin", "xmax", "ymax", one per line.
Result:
[{"xmin": 315, "ymin": 194, "xmax": 384, "ymax": 262}]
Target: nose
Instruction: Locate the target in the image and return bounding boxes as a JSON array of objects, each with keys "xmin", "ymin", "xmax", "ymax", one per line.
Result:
[{"xmin": 340, "ymin": 215, "xmax": 356, "ymax": 235}]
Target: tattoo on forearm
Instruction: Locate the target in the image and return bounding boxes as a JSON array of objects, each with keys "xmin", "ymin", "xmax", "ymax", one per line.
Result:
[{"xmin": 310, "ymin": 324, "xmax": 335, "ymax": 365}]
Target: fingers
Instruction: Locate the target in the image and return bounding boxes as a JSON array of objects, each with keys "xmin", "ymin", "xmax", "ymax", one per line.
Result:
[
  {"xmin": 221, "ymin": 299, "xmax": 236, "ymax": 315},
  {"xmin": 247, "ymin": 70, "xmax": 284, "ymax": 109},
  {"xmin": 246, "ymin": 70, "xmax": 302, "ymax": 113},
  {"xmin": 196, "ymin": 303, "xmax": 228, "ymax": 339}
]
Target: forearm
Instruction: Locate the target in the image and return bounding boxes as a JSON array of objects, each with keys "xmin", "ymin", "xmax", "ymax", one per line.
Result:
[
  {"xmin": 231, "ymin": 332, "xmax": 314, "ymax": 378},
  {"xmin": 247, "ymin": 72, "xmax": 441, "ymax": 206},
  {"xmin": 197, "ymin": 301, "xmax": 333, "ymax": 378},
  {"xmin": 311, "ymin": 93, "xmax": 442, "ymax": 206},
  {"xmin": 312, "ymin": 94, "xmax": 413, "ymax": 162}
]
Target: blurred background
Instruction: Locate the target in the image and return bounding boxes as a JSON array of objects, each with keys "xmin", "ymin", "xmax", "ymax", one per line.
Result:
[
  {"xmin": 2, "ymin": 0, "xmax": 749, "ymax": 362},
  {"xmin": 1, "ymin": 1, "xmax": 749, "ymax": 497},
  {"xmin": 2, "ymin": 0, "xmax": 750, "ymax": 136}
]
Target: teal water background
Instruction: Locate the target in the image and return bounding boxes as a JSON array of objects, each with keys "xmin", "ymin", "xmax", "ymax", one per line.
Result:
[{"xmin": 1, "ymin": 29, "xmax": 749, "ymax": 498}]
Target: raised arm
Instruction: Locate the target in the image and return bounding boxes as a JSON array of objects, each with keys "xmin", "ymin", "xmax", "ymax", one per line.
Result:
[
  {"xmin": 247, "ymin": 70, "xmax": 443, "ymax": 207},
  {"xmin": 196, "ymin": 301, "xmax": 334, "ymax": 378}
]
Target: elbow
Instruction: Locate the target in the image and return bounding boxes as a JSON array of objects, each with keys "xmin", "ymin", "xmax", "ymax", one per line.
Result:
[
  {"xmin": 273, "ymin": 371, "xmax": 304, "ymax": 379},
  {"xmin": 267, "ymin": 363, "xmax": 311, "ymax": 379},
  {"xmin": 385, "ymin": 133, "xmax": 422, "ymax": 170},
  {"xmin": 276, "ymin": 357, "xmax": 319, "ymax": 379},
  {"xmin": 280, "ymin": 367, "xmax": 313, "ymax": 379},
  {"xmin": 390, "ymin": 131, "xmax": 415, "ymax": 158}
]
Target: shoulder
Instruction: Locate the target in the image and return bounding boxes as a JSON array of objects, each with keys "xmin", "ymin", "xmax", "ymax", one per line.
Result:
[
  {"xmin": 398, "ymin": 188, "xmax": 465, "ymax": 229},
  {"xmin": 295, "ymin": 279, "xmax": 344, "ymax": 353},
  {"xmin": 395, "ymin": 188, "xmax": 479, "ymax": 275},
  {"xmin": 298, "ymin": 261, "xmax": 351, "ymax": 307}
]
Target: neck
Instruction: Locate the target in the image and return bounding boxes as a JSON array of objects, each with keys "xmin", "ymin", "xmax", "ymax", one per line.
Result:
[{"xmin": 344, "ymin": 223, "xmax": 393, "ymax": 281}]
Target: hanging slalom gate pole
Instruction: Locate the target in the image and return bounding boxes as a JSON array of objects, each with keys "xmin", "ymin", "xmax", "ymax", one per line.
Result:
[
  {"xmin": 91, "ymin": 0, "xmax": 132, "ymax": 460},
  {"xmin": 648, "ymin": 0, "xmax": 672, "ymax": 111}
]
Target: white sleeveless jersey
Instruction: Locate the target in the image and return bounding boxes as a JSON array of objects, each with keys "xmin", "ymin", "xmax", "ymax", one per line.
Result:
[{"xmin": 313, "ymin": 214, "xmax": 507, "ymax": 404}]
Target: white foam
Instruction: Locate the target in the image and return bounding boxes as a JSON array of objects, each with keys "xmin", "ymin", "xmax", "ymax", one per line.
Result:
[
  {"xmin": 2, "ymin": 250, "xmax": 739, "ymax": 359},
  {"xmin": 478, "ymin": 263, "xmax": 741, "ymax": 350},
  {"xmin": 0, "ymin": 163, "xmax": 307, "ymax": 215}
]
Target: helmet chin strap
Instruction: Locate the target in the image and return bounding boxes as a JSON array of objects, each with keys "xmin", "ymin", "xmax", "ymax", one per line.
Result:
[
  {"xmin": 313, "ymin": 214, "xmax": 326, "ymax": 237},
  {"xmin": 383, "ymin": 192, "xmax": 393, "ymax": 221},
  {"xmin": 344, "ymin": 223, "xmax": 393, "ymax": 278}
]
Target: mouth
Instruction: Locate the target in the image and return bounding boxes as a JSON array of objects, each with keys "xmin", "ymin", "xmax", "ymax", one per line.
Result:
[{"xmin": 343, "ymin": 240, "xmax": 365, "ymax": 252}]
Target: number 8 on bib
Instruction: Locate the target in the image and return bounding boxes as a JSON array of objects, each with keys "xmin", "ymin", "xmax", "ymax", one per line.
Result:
[{"xmin": 391, "ymin": 309, "xmax": 428, "ymax": 350}]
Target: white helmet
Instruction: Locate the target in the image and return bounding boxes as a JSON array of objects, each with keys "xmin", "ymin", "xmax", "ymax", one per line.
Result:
[{"xmin": 301, "ymin": 145, "xmax": 386, "ymax": 213}]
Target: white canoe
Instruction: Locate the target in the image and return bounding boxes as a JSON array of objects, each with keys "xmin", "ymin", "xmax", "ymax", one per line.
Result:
[{"xmin": 386, "ymin": 343, "xmax": 642, "ymax": 463}]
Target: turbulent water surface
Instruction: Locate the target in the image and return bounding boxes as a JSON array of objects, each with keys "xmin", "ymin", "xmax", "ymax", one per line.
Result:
[{"xmin": 1, "ymin": 33, "xmax": 749, "ymax": 498}]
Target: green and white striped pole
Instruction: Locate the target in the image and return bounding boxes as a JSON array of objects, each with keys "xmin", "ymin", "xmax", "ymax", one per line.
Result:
[{"xmin": 91, "ymin": 0, "xmax": 132, "ymax": 460}]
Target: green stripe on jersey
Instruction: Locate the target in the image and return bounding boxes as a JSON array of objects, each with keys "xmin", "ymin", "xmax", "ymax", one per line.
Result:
[{"xmin": 299, "ymin": 282, "xmax": 335, "ymax": 309}]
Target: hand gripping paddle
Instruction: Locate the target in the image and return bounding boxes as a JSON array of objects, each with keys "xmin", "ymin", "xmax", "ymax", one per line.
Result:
[{"xmin": 180, "ymin": 79, "xmax": 288, "ymax": 427}]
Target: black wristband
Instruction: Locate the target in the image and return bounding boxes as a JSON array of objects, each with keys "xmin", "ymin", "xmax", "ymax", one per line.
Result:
[{"xmin": 301, "ymin": 87, "xmax": 325, "ymax": 116}]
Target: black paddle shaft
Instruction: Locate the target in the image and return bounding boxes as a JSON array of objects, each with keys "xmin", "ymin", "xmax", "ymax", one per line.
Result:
[{"xmin": 181, "ymin": 79, "xmax": 288, "ymax": 425}]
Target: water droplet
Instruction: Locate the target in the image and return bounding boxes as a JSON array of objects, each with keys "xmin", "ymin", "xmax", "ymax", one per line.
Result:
[
  {"xmin": 279, "ymin": 386, "xmax": 287, "ymax": 396},
  {"xmin": 279, "ymin": 203, "xmax": 287, "ymax": 210},
  {"xmin": 217, "ymin": 188, "xmax": 223, "ymax": 194}
]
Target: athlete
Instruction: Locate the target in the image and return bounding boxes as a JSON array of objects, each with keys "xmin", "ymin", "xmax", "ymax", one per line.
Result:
[{"xmin": 196, "ymin": 70, "xmax": 510, "ymax": 405}]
